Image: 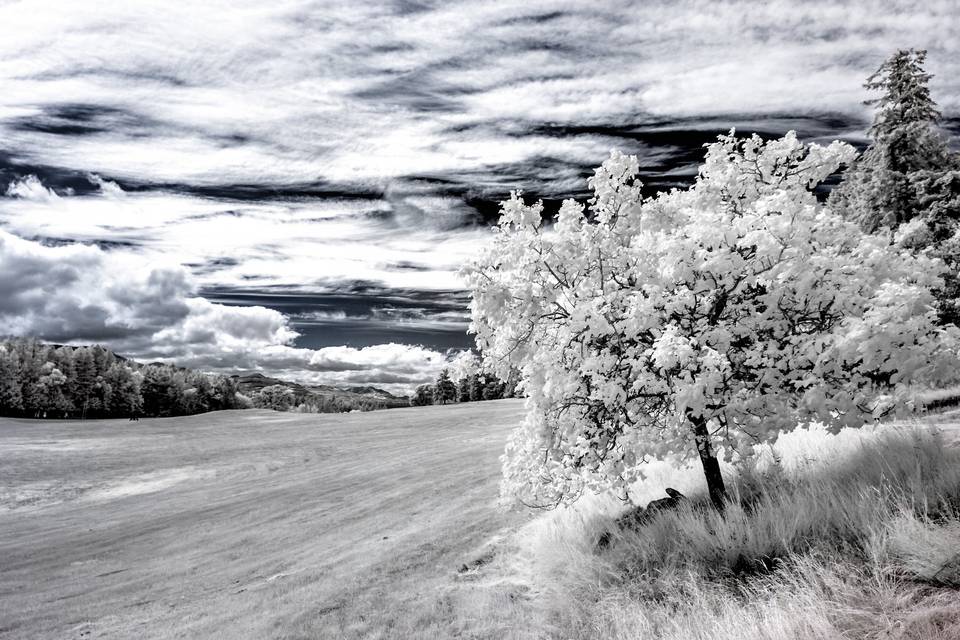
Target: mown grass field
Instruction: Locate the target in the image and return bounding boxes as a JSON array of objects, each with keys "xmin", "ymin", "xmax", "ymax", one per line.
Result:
[
  {"xmin": 3, "ymin": 402, "xmax": 960, "ymax": 640},
  {"xmin": 0, "ymin": 400, "xmax": 530, "ymax": 639}
]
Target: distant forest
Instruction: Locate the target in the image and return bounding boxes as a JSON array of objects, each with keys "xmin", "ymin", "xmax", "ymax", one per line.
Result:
[
  {"xmin": 0, "ymin": 338, "xmax": 243, "ymax": 419},
  {"xmin": 0, "ymin": 338, "xmax": 510, "ymax": 420}
]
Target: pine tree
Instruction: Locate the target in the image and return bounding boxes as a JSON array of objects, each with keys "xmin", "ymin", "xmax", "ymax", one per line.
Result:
[
  {"xmin": 432, "ymin": 369, "xmax": 457, "ymax": 405},
  {"xmin": 830, "ymin": 49, "xmax": 955, "ymax": 232},
  {"xmin": 457, "ymin": 376, "xmax": 471, "ymax": 403},
  {"xmin": 469, "ymin": 374, "xmax": 484, "ymax": 402}
]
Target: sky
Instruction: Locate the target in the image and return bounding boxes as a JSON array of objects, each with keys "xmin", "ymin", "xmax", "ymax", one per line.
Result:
[{"xmin": 1, "ymin": 0, "xmax": 958, "ymax": 393}]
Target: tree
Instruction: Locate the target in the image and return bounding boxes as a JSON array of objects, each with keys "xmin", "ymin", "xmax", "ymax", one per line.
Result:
[
  {"xmin": 141, "ymin": 365, "xmax": 183, "ymax": 417},
  {"xmin": 104, "ymin": 363, "xmax": 142, "ymax": 417},
  {"xmin": 469, "ymin": 374, "xmax": 484, "ymax": 402},
  {"xmin": 830, "ymin": 49, "xmax": 956, "ymax": 233},
  {"xmin": 37, "ymin": 363, "xmax": 72, "ymax": 417},
  {"xmin": 432, "ymin": 369, "xmax": 458, "ymax": 405},
  {"xmin": 481, "ymin": 377, "xmax": 505, "ymax": 401},
  {"xmin": 457, "ymin": 376, "xmax": 471, "ymax": 403},
  {"xmin": 253, "ymin": 384, "xmax": 295, "ymax": 412},
  {"xmin": 410, "ymin": 384, "xmax": 434, "ymax": 407},
  {"xmin": 0, "ymin": 347, "xmax": 23, "ymax": 413},
  {"xmin": 830, "ymin": 49, "xmax": 960, "ymax": 326},
  {"xmin": 466, "ymin": 132, "xmax": 958, "ymax": 511},
  {"xmin": 73, "ymin": 347, "xmax": 97, "ymax": 417}
]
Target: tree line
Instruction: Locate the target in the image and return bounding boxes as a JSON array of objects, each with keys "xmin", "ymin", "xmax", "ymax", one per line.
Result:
[
  {"xmin": 249, "ymin": 384, "xmax": 402, "ymax": 413},
  {"xmin": 0, "ymin": 338, "xmax": 243, "ymax": 419},
  {"xmin": 408, "ymin": 369, "xmax": 517, "ymax": 406}
]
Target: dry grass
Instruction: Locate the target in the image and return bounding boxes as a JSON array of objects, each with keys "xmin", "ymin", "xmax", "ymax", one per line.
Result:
[{"xmin": 491, "ymin": 423, "xmax": 960, "ymax": 639}]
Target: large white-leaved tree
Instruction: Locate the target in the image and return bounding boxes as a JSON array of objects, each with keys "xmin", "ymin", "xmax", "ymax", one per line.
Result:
[{"xmin": 465, "ymin": 131, "xmax": 958, "ymax": 510}]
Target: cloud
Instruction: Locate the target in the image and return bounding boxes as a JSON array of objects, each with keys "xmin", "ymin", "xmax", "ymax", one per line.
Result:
[
  {"xmin": 5, "ymin": 175, "xmax": 61, "ymax": 201},
  {"xmin": 0, "ymin": 229, "xmax": 454, "ymax": 391},
  {"xmin": 0, "ymin": 0, "xmax": 956, "ymax": 188},
  {"xmin": 88, "ymin": 173, "xmax": 125, "ymax": 198},
  {"xmin": 0, "ymin": 180, "xmax": 484, "ymax": 293},
  {"xmin": 0, "ymin": 0, "xmax": 957, "ymax": 390}
]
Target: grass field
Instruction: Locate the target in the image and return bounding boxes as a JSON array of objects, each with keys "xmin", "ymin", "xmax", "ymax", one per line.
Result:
[
  {"xmin": 4, "ymin": 403, "xmax": 960, "ymax": 640},
  {"xmin": 0, "ymin": 400, "xmax": 530, "ymax": 639}
]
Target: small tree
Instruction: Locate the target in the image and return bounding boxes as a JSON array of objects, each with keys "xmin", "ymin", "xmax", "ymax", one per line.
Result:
[
  {"xmin": 466, "ymin": 132, "xmax": 957, "ymax": 510},
  {"xmin": 432, "ymin": 369, "xmax": 458, "ymax": 405}
]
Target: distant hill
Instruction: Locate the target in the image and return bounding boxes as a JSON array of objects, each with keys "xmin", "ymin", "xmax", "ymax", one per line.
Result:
[{"xmin": 233, "ymin": 373, "xmax": 409, "ymax": 409}]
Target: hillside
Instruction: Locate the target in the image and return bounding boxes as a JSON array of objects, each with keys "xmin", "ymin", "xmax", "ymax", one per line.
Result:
[
  {"xmin": 0, "ymin": 400, "xmax": 528, "ymax": 639},
  {"xmin": 233, "ymin": 372, "xmax": 409, "ymax": 408}
]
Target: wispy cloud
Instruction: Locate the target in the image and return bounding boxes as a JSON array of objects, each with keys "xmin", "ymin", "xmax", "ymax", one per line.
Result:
[{"xmin": 0, "ymin": 0, "xmax": 956, "ymax": 186}]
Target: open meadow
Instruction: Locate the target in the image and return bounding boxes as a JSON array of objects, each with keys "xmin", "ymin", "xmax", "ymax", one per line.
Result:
[
  {"xmin": 3, "ymin": 402, "xmax": 960, "ymax": 639},
  {"xmin": 0, "ymin": 400, "xmax": 531, "ymax": 639}
]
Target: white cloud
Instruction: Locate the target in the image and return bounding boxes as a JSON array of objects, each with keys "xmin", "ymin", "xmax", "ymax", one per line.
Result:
[
  {"xmin": 0, "ymin": 0, "xmax": 956, "ymax": 186},
  {"xmin": 5, "ymin": 175, "xmax": 60, "ymax": 201},
  {"xmin": 0, "ymin": 185, "xmax": 484, "ymax": 293},
  {"xmin": 0, "ymin": 229, "xmax": 454, "ymax": 391},
  {"xmin": 88, "ymin": 174, "xmax": 126, "ymax": 198}
]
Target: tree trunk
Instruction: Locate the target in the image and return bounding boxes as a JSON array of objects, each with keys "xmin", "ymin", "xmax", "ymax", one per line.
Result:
[{"xmin": 690, "ymin": 414, "xmax": 727, "ymax": 511}]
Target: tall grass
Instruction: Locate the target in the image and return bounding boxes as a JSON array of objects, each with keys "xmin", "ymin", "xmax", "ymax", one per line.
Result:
[{"xmin": 498, "ymin": 423, "xmax": 960, "ymax": 639}]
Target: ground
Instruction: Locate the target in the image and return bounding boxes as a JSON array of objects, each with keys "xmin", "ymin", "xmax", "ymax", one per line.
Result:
[{"xmin": 0, "ymin": 400, "xmax": 528, "ymax": 639}]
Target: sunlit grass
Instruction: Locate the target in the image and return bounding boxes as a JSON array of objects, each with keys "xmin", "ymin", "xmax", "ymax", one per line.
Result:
[{"xmin": 486, "ymin": 422, "xmax": 960, "ymax": 639}]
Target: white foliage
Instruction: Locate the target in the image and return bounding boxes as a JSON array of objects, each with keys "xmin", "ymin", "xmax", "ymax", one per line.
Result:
[{"xmin": 465, "ymin": 131, "xmax": 960, "ymax": 507}]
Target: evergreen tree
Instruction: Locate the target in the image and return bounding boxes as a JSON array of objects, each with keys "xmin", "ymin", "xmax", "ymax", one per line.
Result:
[
  {"xmin": 830, "ymin": 49, "xmax": 960, "ymax": 326},
  {"xmin": 481, "ymin": 377, "xmax": 505, "ymax": 401},
  {"xmin": 468, "ymin": 374, "xmax": 484, "ymax": 402},
  {"xmin": 457, "ymin": 376, "xmax": 471, "ymax": 403},
  {"xmin": 432, "ymin": 369, "xmax": 457, "ymax": 405},
  {"xmin": 830, "ymin": 49, "xmax": 955, "ymax": 232},
  {"xmin": 141, "ymin": 365, "xmax": 181, "ymax": 417}
]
